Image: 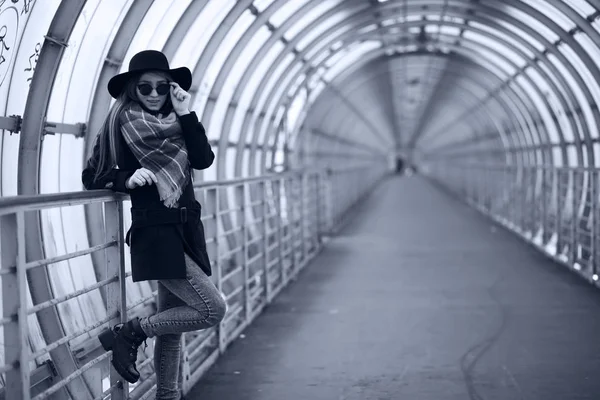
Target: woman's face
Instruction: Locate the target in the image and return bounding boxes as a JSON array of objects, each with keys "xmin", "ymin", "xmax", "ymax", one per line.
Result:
[{"xmin": 135, "ymin": 72, "xmax": 171, "ymax": 111}]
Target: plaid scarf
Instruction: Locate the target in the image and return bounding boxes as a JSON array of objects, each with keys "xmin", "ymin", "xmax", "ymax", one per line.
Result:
[{"xmin": 120, "ymin": 103, "xmax": 190, "ymax": 208}]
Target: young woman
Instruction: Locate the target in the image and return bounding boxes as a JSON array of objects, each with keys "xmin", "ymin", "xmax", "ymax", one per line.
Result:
[{"xmin": 82, "ymin": 50, "xmax": 226, "ymax": 399}]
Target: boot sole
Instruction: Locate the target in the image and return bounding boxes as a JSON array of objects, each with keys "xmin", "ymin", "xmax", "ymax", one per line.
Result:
[{"xmin": 99, "ymin": 328, "xmax": 140, "ymax": 384}]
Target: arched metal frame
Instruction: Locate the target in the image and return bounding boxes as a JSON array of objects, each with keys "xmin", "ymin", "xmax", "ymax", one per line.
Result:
[
  {"xmin": 306, "ymin": 55, "xmax": 530, "ymax": 166},
  {"xmin": 269, "ymin": 3, "xmax": 597, "ymax": 167},
  {"xmin": 10, "ymin": 0, "xmax": 600, "ymax": 395},
  {"xmin": 251, "ymin": 1, "xmax": 593, "ymax": 173}
]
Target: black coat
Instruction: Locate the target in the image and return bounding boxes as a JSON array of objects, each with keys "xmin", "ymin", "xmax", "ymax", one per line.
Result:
[{"xmin": 82, "ymin": 111, "xmax": 214, "ymax": 282}]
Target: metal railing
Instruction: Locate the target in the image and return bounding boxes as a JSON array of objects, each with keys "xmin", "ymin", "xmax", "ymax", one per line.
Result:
[
  {"xmin": 0, "ymin": 164, "xmax": 387, "ymax": 400},
  {"xmin": 423, "ymin": 161, "xmax": 600, "ymax": 287}
]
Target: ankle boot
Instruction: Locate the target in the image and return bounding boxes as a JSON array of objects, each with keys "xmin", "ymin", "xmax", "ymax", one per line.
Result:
[{"xmin": 98, "ymin": 317, "xmax": 148, "ymax": 383}]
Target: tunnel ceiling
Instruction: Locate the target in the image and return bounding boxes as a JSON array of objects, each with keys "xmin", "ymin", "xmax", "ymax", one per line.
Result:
[
  {"xmin": 1, "ymin": 0, "xmax": 600, "ymax": 387},
  {"xmin": 0, "ymin": 0, "xmax": 599, "ymax": 199}
]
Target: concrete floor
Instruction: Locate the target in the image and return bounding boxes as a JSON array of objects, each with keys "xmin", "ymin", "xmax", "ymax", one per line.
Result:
[{"xmin": 187, "ymin": 175, "xmax": 600, "ymax": 400}]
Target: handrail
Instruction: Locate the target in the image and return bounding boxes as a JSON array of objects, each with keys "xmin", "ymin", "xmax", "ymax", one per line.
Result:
[
  {"xmin": 0, "ymin": 165, "xmax": 372, "ymax": 214},
  {"xmin": 0, "ymin": 164, "xmax": 389, "ymax": 400},
  {"xmin": 0, "ymin": 169, "xmax": 326, "ymax": 214},
  {"xmin": 422, "ymin": 160, "xmax": 600, "ymax": 288}
]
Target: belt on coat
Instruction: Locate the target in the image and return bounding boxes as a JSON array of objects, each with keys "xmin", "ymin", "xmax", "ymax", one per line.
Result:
[{"xmin": 126, "ymin": 206, "xmax": 201, "ymax": 245}]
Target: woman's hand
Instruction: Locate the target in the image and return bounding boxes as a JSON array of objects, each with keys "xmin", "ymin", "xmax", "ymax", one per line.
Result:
[
  {"xmin": 126, "ymin": 168, "xmax": 158, "ymax": 189},
  {"xmin": 170, "ymin": 82, "xmax": 191, "ymax": 116}
]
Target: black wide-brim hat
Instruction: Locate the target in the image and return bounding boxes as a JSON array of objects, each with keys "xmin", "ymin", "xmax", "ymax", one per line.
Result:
[{"xmin": 107, "ymin": 50, "xmax": 192, "ymax": 99}]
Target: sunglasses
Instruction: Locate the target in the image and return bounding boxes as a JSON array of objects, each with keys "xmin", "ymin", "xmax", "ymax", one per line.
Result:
[{"xmin": 137, "ymin": 83, "xmax": 170, "ymax": 96}]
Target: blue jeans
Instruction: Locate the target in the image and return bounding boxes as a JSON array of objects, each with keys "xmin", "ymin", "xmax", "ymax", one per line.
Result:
[{"xmin": 139, "ymin": 253, "xmax": 227, "ymax": 400}]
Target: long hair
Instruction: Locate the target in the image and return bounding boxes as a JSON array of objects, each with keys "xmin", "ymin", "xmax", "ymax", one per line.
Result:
[{"xmin": 90, "ymin": 71, "xmax": 173, "ymax": 183}]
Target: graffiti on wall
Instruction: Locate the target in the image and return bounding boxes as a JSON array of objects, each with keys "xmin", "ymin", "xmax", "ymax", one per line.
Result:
[
  {"xmin": 0, "ymin": 0, "xmax": 33, "ymax": 15},
  {"xmin": 0, "ymin": 0, "xmax": 35, "ymax": 87},
  {"xmin": 24, "ymin": 41, "xmax": 39, "ymax": 84}
]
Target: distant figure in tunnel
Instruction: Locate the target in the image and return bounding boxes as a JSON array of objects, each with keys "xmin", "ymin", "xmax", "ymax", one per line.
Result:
[{"xmin": 81, "ymin": 50, "xmax": 226, "ymax": 399}]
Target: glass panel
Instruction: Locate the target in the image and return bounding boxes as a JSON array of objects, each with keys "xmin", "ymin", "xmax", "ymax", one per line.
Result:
[
  {"xmin": 287, "ymin": 86, "xmax": 307, "ymax": 134},
  {"xmin": 227, "ymin": 25, "xmax": 270, "ymax": 94},
  {"xmin": 547, "ymin": 51, "xmax": 592, "ymax": 142},
  {"xmin": 121, "ymin": 0, "xmax": 175, "ymax": 53},
  {"xmin": 526, "ymin": 66, "xmax": 572, "ymax": 143},
  {"xmin": 463, "ymin": 30, "xmax": 529, "ymax": 69},
  {"xmin": 468, "ymin": 21, "xmax": 536, "ymax": 59},
  {"xmin": 473, "ymin": 19, "xmax": 545, "ymax": 52},
  {"xmin": 311, "ymin": 48, "xmax": 331, "ymax": 69},
  {"xmin": 217, "ymin": 25, "xmax": 271, "ymax": 144},
  {"xmin": 288, "ymin": 73, "xmax": 305, "ymax": 98},
  {"xmin": 47, "ymin": 0, "xmax": 130, "ymax": 125},
  {"xmin": 562, "ymin": 0, "xmax": 596, "ymax": 17},
  {"xmin": 269, "ymin": 0, "xmax": 310, "ymax": 27},
  {"xmin": 296, "ymin": 7, "xmax": 359, "ymax": 52},
  {"xmin": 123, "ymin": 0, "xmax": 181, "ymax": 54},
  {"xmin": 1, "ymin": 0, "xmax": 62, "ymax": 197},
  {"xmin": 283, "ymin": 0, "xmax": 345, "ymax": 40},
  {"xmin": 323, "ymin": 40, "xmax": 381, "ymax": 81},
  {"xmin": 254, "ymin": 148, "xmax": 263, "ymax": 175},
  {"xmin": 232, "ymin": 41, "xmax": 285, "ymax": 146},
  {"xmin": 594, "ymin": 142, "xmax": 600, "ymax": 167},
  {"xmin": 443, "ymin": 15, "xmax": 466, "ymax": 24},
  {"xmin": 241, "ymin": 147, "xmax": 250, "ymax": 177},
  {"xmin": 453, "ymin": 41, "xmax": 516, "ymax": 78},
  {"xmin": 253, "ymin": 0, "xmax": 277, "ymax": 13},
  {"xmin": 512, "ymin": 78, "xmax": 549, "ymax": 145},
  {"xmin": 266, "ymin": 106, "xmax": 286, "ymax": 147},
  {"xmin": 572, "ymin": 31, "xmax": 600, "ymax": 109},
  {"xmin": 356, "ymin": 23, "xmax": 377, "ymax": 34},
  {"xmin": 567, "ymin": 143, "xmax": 579, "ymax": 166},
  {"xmin": 254, "ymin": 52, "xmax": 297, "ymax": 139},
  {"xmin": 553, "ymin": 146, "xmax": 563, "ymax": 167},
  {"xmin": 439, "ymin": 25, "xmax": 462, "ymax": 36},
  {"xmin": 499, "ymin": 4, "xmax": 561, "ymax": 42},
  {"xmin": 225, "ymin": 146, "xmax": 237, "ymax": 179},
  {"xmin": 171, "ymin": 0, "xmax": 235, "ymax": 72},
  {"xmin": 304, "ymin": 23, "xmax": 354, "ymax": 60},
  {"xmin": 519, "ymin": 0, "xmax": 577, "ymax": 31},
  {"xmin": 556, "ymin": 42, "xmax": 598, "ymax": 139},
  {"xmin": 203, "ymin": 146, "xmax": 217, "ymax": 181},
  {"xmin": 195, "ymin": 9, "xmax": 255, "ymax": 118},
  {"xmin": 38, "ymin": 0, "xmax": 133, "ymax": 350},
  {"xmin": 307, "ymin": 79, "xmax": 327, "ymax": 104}
]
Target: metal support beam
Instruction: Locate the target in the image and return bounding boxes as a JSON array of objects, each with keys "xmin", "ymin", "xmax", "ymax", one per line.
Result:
[
  {"xmin": 16, "ymin": 1, "xmax": 92, "ymax": 399},
  {"xmin": 0, "ymin": 115, "xmax": 22, "ymax": 134},
  {"xmin": 43, "ymin": 122, "xmax": 85, "ymax": 138},
  {"xmin": 83, "ymin": 0, "xmax": 153, "ymax": 312}
]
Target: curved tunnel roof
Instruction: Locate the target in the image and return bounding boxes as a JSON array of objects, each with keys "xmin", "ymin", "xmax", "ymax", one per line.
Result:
[
  {"xmin": 2, "ymin": 0, "xmax": 599, "ymax": 197},
  {"xmin": 1, "ymin": 0, "xmax": 600, "ymax": 389}
]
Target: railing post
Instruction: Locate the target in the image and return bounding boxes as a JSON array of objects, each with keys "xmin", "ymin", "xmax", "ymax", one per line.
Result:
[
  {"xmin": 591, "ymin": 171, "xmax": 597, "ymax": 276},
  {"xmin": 291, "ymin": 176, "xmax": 299, "ymax": 274},
  {"xmin": 541, "ymin": 167, "xmax": 547, "ymax": 241},
  {"xmin": 1, "ymin": 212, "xmax": 30, "ymax": 400},
  {"xmin": 103, "ymin": 200, "xmax": 127, "ymax": 400},
  {"xmin": 209, "ymin": 188, "xmax": 227, "ymax": 354},
  {"xmin": 572, "ymin": 169, "xmax": 578, "ymax": 264},
  {"xmin": 241, "ymin": 183, "xmax": 250, "ymax": 323},
  {"xmin": 315, "ymin": 173, "xmax": 322, "ymax": 244},
  {"xmin": 557, "ymin": 169, "xmax": 563, "ymax": 254},
  {"xmin": 301, "ymin": 172, "xmax": 308, "ymax": 263},
  {"xmin": 325, "ymin": 170, "xmax": 333, "ymax": 235},
  {"xmin": 571, "ymin": 168, "xmax": 584, "ymax": 262},
  {"xmin": 520, "ymin": 166, "xmax": 527, "ymax": 233},
  {"xmin": 261, "ymin": 181, "xmax": 270, "ymax": 303},
  {"xmin": 276, "ymin": 178, "xmax": 285, "ymax": 293},
  {"xmin": 285, "ymin": 177, "xmax": 295, "ymax": 280}
]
